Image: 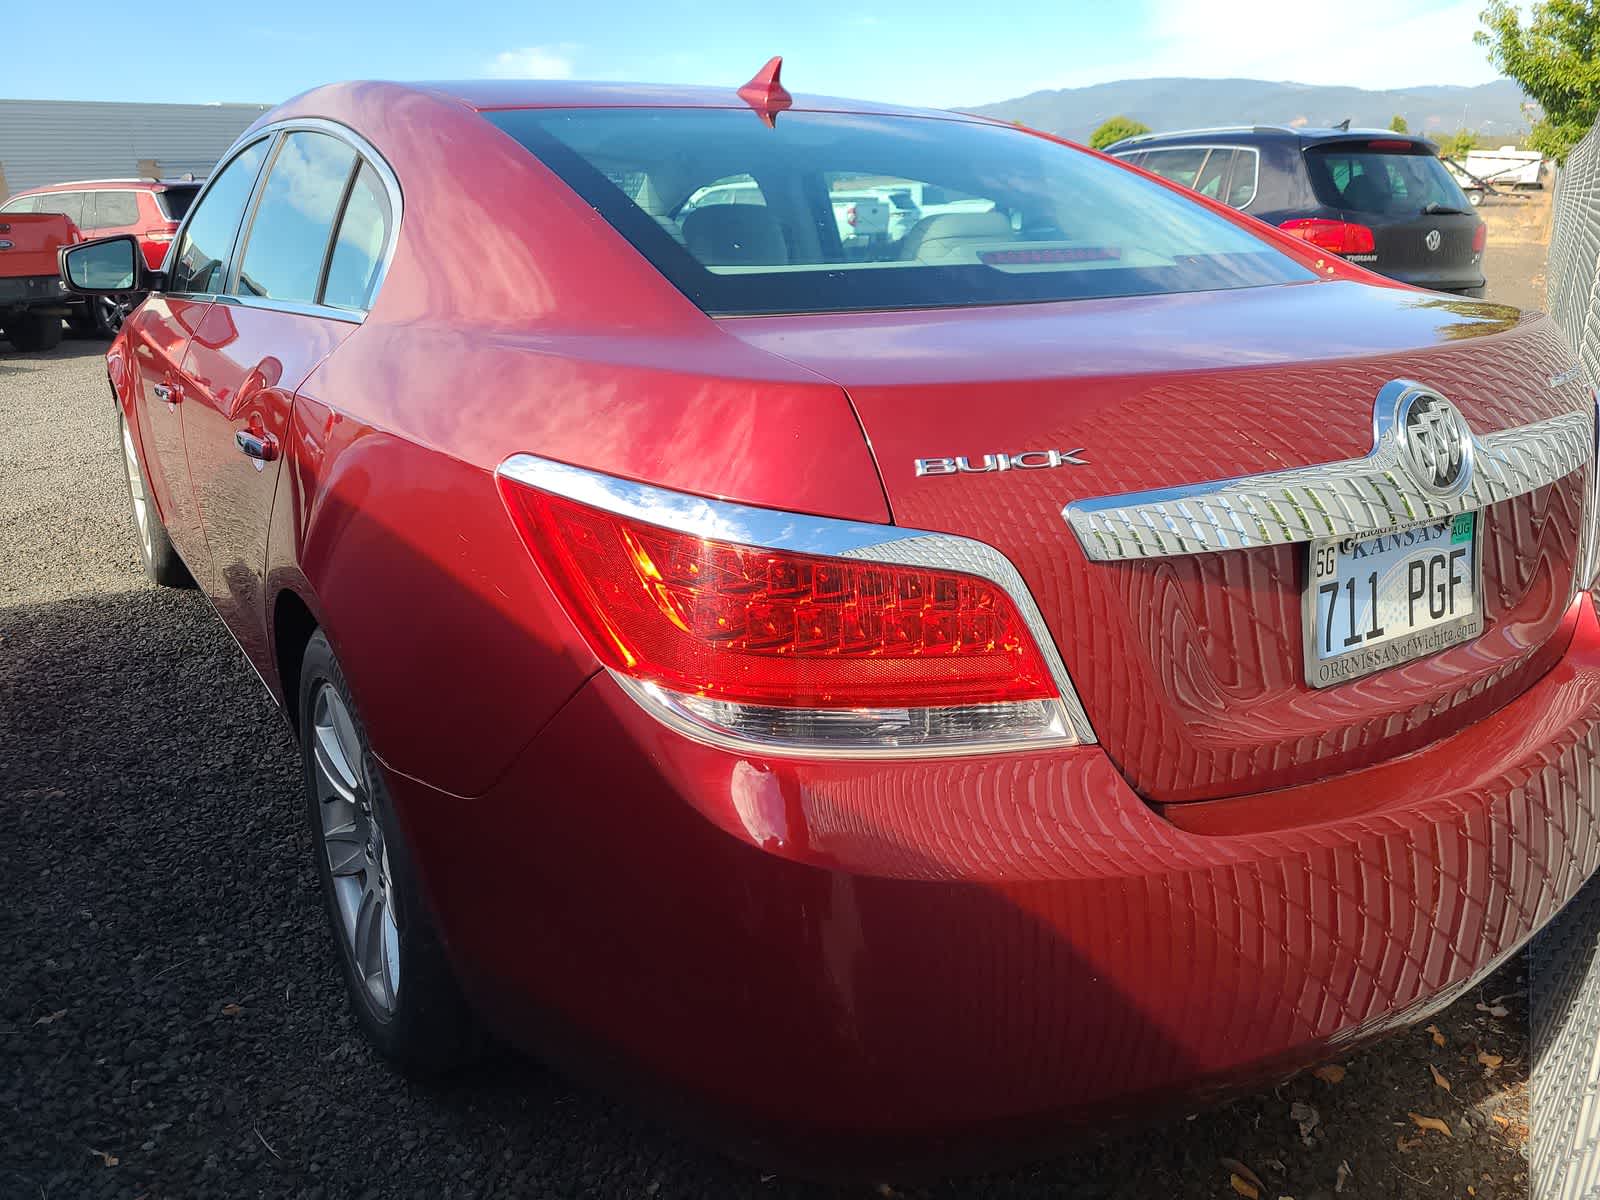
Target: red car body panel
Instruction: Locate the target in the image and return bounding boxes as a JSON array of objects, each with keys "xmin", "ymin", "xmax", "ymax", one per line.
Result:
[
  {"xmin": 95, "ymin": 78, "xmax": 1600, "ymax": 1163},
  {"xmin": 393, "ymin": 598, "xmax": 1600, "ymax": 1164}
]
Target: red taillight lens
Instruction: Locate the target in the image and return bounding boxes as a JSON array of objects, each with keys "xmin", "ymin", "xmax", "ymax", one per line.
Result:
[
  {"xmin": 1278, "ymin": 218, "xmax": 1376, "ymax": 256},
  {"xmin": 498, "ymin": 477, "xmax": 1058, "ymax": 709},
  {"xmin": 1472, "ymin": 223, "xmax": 1487, "ymax": 253}
]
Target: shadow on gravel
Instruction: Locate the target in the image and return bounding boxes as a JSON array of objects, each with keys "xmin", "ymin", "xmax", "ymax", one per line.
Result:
[{"xmin": 0, "ymin": 334, "xmax": 111, "ymax": 379}]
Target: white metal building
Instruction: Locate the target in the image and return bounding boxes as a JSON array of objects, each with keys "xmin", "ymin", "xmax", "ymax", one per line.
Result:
[{"xmin": 0, "ymin": 99, "xmax": 270, "ymax": 197}]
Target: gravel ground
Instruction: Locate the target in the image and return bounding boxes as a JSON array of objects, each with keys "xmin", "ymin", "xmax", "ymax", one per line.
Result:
[{"xmin": 0, "ymin": 334, "xmax": 1538, "ymax": 1200}]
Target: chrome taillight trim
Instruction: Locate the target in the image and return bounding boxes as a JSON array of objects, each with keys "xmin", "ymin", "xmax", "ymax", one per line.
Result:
[
  {"xmin": 1065, "ymin": 379, "xmax": 1594, "ymax": 563},
  {"xmin": 496, "ymin": 453, "xmax": 1097, "ymax": 750}
]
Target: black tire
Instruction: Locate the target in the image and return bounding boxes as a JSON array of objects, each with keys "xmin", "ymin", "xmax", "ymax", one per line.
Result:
[
  {"xmin": 298, "ymin": 629, "xmax": 480, "ymax": 1075},
  {"xmin": 115, "ymin": 405, "xmax": 194, "ymax": 587},
  {"xmin": 5, "ymin": 313, "xmax": 64, "ymax": 352},
  {"xmin": 69, "ymin": 296, "xmax": 131, "ymax": 339}
]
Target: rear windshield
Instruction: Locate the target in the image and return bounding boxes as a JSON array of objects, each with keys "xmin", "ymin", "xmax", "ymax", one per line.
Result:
[
  {"xmin": 157, "ymin": 184, "xmax": 201, "ymax": 221},
  {"xmin": 1304, "ymin": 144, "xmax": 1473, "ymax": 215},
  {"xmin": 486, "ymin": 109, "xmax": 1312, "ymax": 316}
]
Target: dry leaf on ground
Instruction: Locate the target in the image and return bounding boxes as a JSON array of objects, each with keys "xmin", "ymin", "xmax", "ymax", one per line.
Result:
[
  {"xmin": 1476, "ymin": 1002, "xmax": 1510, "ymax": 1018},
  {"xmin": 1230, "ymin": 1174, "xmax": 1260, "ymax": 1199},
  {"xmin": 1430, "ymin": 1063, "xmax": 1452, "ymax": 1091},
  {"xmin": 1335, "ymin": 1160, "xmax": 1352, "ymax": 1194},
  {"xmin": 1312, "ymin": 1064, "xmax": 1346, "ymax": 1084},
  {"xmin": 1478, "ymin": 1051, "xmax": 1504, "ymax": 1070},
  {"xmin": 1425, "ymin": 1023, "xmax": 1446, "ymax": 1047},
  {"xmin": 88, "ymin": 1148, "xmax": 119, "ymax": 1167},
  {"xmin": 32, "ymin": 1010, "xmax": 66, "ymax": 1026},
  {"xmin": 1397, "ymin": 1134, "xmax": 1423, "ymax": 1152},
  {"xmin": 1409, "ymin": 1112, "xmax": 1452, "ymax": 1137},
  {"xmin": 1221, "ymin": 1158, "xmax": 1264, "ymax": 1191},
  {"xmin": 221, "ymin": 1003, "xmax": 244, "ymax": 1017}
]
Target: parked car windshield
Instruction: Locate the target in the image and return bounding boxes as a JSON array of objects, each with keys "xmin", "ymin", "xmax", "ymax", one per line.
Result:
[
  {"xmin": 1304, "ymin": 145, "xmax": 1473, "ymax": 215},
  {"xmin": 486, "ymin": 109, "xmax": 1313, "ymax": 316}
]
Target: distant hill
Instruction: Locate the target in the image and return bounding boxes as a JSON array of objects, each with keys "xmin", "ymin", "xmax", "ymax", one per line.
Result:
[{"xmin": 966, "ymin": 78, "xmax": 1533, "ymax": 143}]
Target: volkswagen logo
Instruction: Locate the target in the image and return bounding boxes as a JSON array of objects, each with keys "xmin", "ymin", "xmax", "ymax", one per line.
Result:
[
  {"xmin": 1397, "ymin": 390, "xmax": 1472, "ymax": 494},
  {"xmin": 1424, "ymin": 229, "xmax": 1442, "ymax": 252}
]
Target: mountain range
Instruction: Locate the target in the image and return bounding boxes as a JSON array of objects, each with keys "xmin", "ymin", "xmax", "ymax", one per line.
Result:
[{"xmin": 966, "ymin": 78, "xmax": 1532, "ymax": 142}]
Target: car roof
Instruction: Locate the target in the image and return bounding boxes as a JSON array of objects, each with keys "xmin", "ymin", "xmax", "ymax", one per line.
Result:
[
  {"xmin": 411, "ymin": 78, "xmax": 990, "ymax": 123},
  {"xmin": 1107, "ymin": 126, "xmax": 1438, "ymax": 153}
]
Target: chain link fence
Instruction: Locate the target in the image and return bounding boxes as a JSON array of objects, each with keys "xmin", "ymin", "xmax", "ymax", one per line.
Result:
[
  {"xmin": 1547, "ymin": 126, "xmax": 1600, "ymax": 386},
  {"xmin": 1533, "ymin": 116, "xmax": 1600, "ymax": 1200}
]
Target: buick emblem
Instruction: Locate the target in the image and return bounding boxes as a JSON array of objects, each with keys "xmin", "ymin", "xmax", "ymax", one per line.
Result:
[
  {"xmin": 1398, "ymin": 390, "xmax": 1472, "ymax": 494},
  {"xmin": 1424, "ymin": 229, "xmax": 1442, "ymax": 252}
]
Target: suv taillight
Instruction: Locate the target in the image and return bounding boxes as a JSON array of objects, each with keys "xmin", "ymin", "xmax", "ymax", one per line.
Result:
[
  {"xmin": 1278, "ymin": 218, "xmax": 1376, "ymax": 256},
  {"xmin": 495, "ymin": 455, "xmax": 1090, "ymax": 754},
  {"xmin": 1472, "ymin": 223, "xmax": 1487, "ymax": 254}
]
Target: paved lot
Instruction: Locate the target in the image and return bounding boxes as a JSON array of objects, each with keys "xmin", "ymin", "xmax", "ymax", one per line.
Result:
[{"xmin": 0, "ymin": 322, "xmax": 1541, "ymax": 1198}]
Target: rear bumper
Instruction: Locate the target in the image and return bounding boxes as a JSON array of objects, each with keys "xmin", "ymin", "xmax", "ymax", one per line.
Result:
[
  {"xmin": 390, "ymin": 595, "xmax": 1600, "ymax": 1163},
  {"xmin": 0, "ymin": 273, "xmax": 72, "ymax": 314}
]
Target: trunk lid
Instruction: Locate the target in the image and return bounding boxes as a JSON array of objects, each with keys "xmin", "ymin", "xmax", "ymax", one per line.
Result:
[
  {"xmin": 0, "ymin": 212, "xmax": 79, "ymax": 279},
  {"xmin": 723, "ymin": 280, "xmax": 1590, "ymax": 802}
]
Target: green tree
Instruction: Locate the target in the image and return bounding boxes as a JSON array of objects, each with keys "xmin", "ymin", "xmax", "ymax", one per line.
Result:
[
  {"xmin": 1089, "ymin": 115, "xmax": 1151, "ymax": 150},
  {"xmin": 1389, "ymin": 113, "xmax": 1410, "ymax": 132},
  {"xmin": 1447, "ymin": 127, "xmax": 1477, "ymax": 159},
  {"xmin": 1476, "ymin": 0, "xmax": 1600, "ymax": 164}
]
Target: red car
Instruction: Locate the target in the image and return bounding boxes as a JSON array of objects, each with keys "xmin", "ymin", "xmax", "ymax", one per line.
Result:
[
  {"xmin": 60, "ymin": 68, "xmax": 1600, "ymax": 1168},
  {"xmin": 4, "ymin": 178, "xmax": 200, "ymax": 333}
]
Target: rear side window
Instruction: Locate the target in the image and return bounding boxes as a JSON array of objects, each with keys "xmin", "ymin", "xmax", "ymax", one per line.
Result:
[
  {"xmin": 486, "ymin": 109, "xmax": 1311, "ymax": 316},
  {"xmin": 33, "ymin": 191, "xmax": 86, "ymax": 228},
  {"xmin": 1139, "ymin": 148, "xmax": 1209, "ymax": 188},
  {"xmin": 170, "ymin": 139, "xmax": 270, "ymax": 295},
  {"xmin": 321, "ymin": 163, "xmax": 393, "ymax": 311},
  {"xmin": 235, "ymin": 131, "xmax": 358, "ymax": 303},
  {"xmin": 91, "ymin": 191, "xmax": 140, "ymax": 228},
  {"xmin": 1304, "ymin": 144, "xmax": 1472, "ymax": 215},
  {"xmin": 157, "ymin": 185, "xmax": 200, "ymax": 221},
  {"xmin": 0, "ymin": 196, "xmax": 36, "ymax": 213}
]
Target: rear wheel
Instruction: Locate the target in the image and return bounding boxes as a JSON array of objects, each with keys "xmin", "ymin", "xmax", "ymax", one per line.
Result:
[
  {"xmin": 4, "ymin": 313, "xmax": 64, "ymax": 352},
  {"xmin": 116, "ymin": 406, "xmax": 192, "ymax": 587},
  {"xmin": 299, "ymin": 630, "xmax": 479, "ymax": 1075},
  {"xmin": 1467, "ymin": 189, "xmax": 1484, "ymax": 207},
  {"xmin": 70, "ymin": 296, "xmax": 133, "ymax": 338}
]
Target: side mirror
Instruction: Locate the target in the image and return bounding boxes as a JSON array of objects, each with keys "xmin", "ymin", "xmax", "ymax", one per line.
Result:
[{"xmin": 59, "ymin": 235, "xmax": 155, "ymax": 295}]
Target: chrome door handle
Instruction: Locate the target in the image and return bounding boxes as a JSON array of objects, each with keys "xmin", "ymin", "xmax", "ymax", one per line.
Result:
[
  {"xmin": 152, "ymin": 384, "xmax": 175, "ymax": 403},
  {"xmin": 234, "ymin": 429, "xmax": 279, "ymax": 462}
]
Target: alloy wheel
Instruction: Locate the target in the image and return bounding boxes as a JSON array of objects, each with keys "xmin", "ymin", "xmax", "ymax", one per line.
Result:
[{"xmin": 310, "ymin": 681, "xmax": 402, "ymax": 1015}]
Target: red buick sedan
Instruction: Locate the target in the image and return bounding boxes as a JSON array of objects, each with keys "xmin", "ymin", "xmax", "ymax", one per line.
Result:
[{"xmin": 61, "ymin": 67, "xmax": 1600, "ymax": 1166}]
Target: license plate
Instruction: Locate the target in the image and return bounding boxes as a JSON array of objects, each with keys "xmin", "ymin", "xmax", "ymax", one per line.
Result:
[{"xmin": 1304, "ymin": 513, "xmax": 1482, "ymax": 688}]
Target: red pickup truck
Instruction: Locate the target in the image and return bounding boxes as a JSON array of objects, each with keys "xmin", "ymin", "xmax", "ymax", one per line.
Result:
[{"xmin": 0, "ymin": 211, "xmax": 79, "ymax": 351}]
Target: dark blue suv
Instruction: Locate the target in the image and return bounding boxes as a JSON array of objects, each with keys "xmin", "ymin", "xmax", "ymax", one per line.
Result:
[{"xmin": 1106, "ymin": 126, "xmax": 1487, "ymax": 296}]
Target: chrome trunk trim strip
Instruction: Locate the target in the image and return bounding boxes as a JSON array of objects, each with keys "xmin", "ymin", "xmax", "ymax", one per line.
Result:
[{"xmin": 1064, "ymin": 380, "xmax": 1593, "ymax": 563}]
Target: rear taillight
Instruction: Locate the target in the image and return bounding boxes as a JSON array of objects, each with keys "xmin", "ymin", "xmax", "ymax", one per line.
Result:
[
  {"xmin": 1278, "ymin": 218, "xmax": 1376, "ymax": 256},
  {"xmin": 496, "ymin": 455, "xmax": 1091, "ymax": 755},
  {"xmin": 1472, "ymin": 223, "xmax": 1487, "ymax": 254}
]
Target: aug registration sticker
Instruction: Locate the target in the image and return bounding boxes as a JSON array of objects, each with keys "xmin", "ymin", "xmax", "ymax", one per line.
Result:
[{"xmin": 1304, "ymin": 512, "xmax": 1482, "ymax": 688}]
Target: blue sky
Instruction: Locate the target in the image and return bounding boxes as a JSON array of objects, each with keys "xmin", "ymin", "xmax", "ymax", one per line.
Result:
[{"xmin": 8, "ymin": 0, "xmax": 1502, "ymax": 108}]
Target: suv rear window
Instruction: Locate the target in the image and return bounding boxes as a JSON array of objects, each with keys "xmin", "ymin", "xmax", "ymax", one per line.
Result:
[
  {"xmin": 486, "ymin": 109, "xmax": 1311, "ymax": 316},
  {"xmin": 1304, "ymin": 143, "xmax": 1472, "ymax": 215},
  {"xmin": 157, "ymin": 184, "xmax": 201, "ymax": 221}
]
